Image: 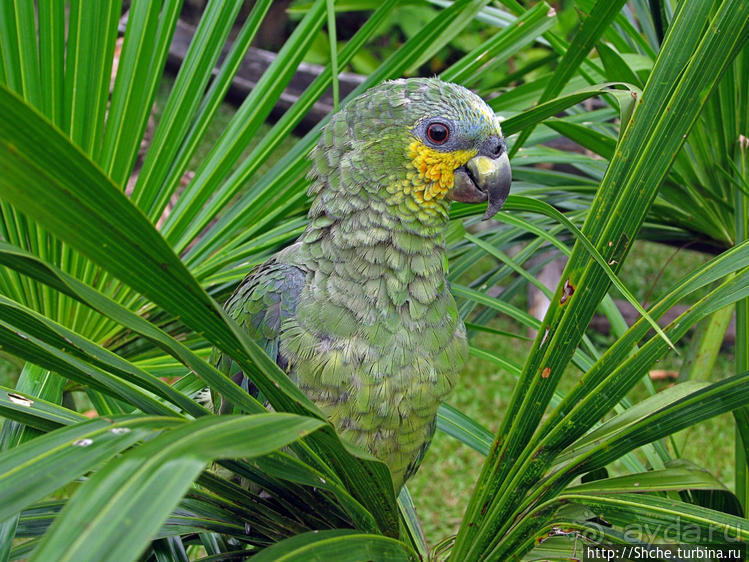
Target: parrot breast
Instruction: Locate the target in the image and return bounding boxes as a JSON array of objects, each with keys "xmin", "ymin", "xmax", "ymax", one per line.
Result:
[{"xmin": 280, "ymin": 221, "xmax": 468, "ymax": 489}]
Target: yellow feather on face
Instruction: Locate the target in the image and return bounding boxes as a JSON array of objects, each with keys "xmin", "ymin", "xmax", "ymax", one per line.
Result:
[{"xmin": 407, "ymin": 140, "xmax": 477, "ymax": 203}]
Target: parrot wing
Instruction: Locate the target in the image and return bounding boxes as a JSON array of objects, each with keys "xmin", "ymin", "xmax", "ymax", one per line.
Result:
[{"xmin": 213, "ymin": 244, "xmax": 307, "ymax": 411}]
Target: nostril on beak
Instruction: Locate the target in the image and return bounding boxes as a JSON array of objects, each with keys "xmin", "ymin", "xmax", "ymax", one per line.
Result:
[
  {"xmin": 494, "ymin": 138, "xmax": 506, "ymax": 158},
  {"xmin": 484, "ymin": 136, "xmax": 505, "ymax": 158}
]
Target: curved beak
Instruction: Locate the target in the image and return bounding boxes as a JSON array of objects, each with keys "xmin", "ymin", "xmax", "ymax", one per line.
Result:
[{"xmin": 450, "ymin": 152, "xmax": 512, "ymax": 220}]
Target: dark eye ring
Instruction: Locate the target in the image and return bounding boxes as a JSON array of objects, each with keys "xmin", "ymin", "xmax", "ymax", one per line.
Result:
[{"xmin": 426, "ymin": 122, "xmax": 449, "ymax": 145}]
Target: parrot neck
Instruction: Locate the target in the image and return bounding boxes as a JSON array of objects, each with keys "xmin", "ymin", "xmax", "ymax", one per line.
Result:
[{"xmin": 300, "ymin": 187, "xmax": 450, "ymax": 311}]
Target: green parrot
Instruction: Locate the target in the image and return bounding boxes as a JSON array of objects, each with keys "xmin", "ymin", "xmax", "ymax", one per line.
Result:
[{"xmin": 216, "ymin": 77, "xmax": 511, "ymax": 490}]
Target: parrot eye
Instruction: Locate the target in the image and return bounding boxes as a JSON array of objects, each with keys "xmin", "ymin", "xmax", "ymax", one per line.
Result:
[{"xmin": 426, "ymin": 122, "xmax": 449, "ymax": 145}]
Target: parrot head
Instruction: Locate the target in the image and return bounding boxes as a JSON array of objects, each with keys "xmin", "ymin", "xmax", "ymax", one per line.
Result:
[
  {"xmin": 403, "ymin": 79, "xmax": 512, "ymax": 220},
  {"xmin": 311, "ymin": 78, "xmax": 511, "ymax": 225}
]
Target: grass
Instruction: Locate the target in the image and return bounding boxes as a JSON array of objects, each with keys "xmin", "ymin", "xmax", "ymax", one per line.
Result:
[{"xmin": 618, "ymin": 240, "xmax": 716, "ymax": 307}]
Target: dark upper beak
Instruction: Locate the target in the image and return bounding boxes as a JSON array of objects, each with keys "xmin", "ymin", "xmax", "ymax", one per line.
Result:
[{"xmin": 449, "ymin": 135, "xmax": 512, "ymax": 220}]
